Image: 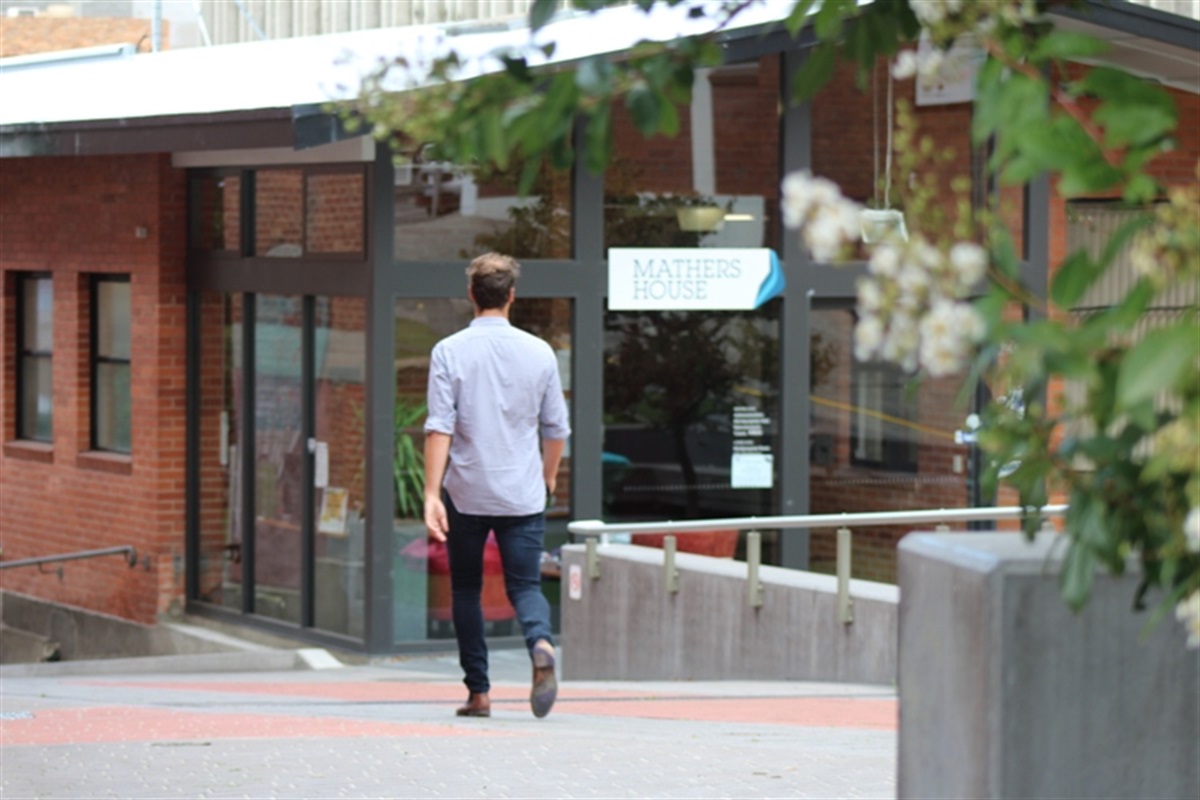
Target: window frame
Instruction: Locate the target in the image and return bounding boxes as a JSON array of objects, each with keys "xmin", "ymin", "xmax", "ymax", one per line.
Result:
[
  {"xmin": 91, "ymin": 273, "xmax": 133, "ymax": 454},
  {"xmin": 16, "ymin": 271, "xmax": 53, "ymax": 443}
]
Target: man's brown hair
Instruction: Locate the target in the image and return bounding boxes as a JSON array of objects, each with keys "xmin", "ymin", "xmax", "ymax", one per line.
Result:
[{"xmin": 467, "ymin": 252, "xmax": 520, "ymax": 310}]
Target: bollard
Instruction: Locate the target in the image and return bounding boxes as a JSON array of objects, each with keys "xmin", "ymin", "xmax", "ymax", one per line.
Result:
[
  {"xmin": 746, "ymin": 531, "xmax": 763, "ymax": 608},
  {"xmin": 663, "ymin": 535, "xmax": 679, "ymax": 594},
  {"xmin": 837, "ymin": 526, "xmax": 854, "ymax": 624},
  {"xmin": 586, "ymin": 537, "xmax": 600, "ymax": 580}
]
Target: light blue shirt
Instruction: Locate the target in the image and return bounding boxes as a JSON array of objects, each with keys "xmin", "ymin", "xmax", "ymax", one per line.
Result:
[{"xmin": 425, "ymin": 317, "xmax": 571, "ymax": 516}]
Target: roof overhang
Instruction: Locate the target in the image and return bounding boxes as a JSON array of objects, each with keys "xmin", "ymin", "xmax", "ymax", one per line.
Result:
[
  {"xmin": 1049, "ymin": 0, "xmax": 1200, "ymax": 95},
  {"xmin": 0, "ymin": 0, "xmax": 1195, "ymax": 160}
]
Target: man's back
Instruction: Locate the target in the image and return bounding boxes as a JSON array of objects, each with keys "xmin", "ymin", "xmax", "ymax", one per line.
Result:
[{"xmin": 425, "ymin": 317, "xmax": 570, "ymax": 516}]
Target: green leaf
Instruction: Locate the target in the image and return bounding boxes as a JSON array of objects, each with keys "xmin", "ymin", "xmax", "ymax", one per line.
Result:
[
  {"xmin": 791, "ymin": 42, "xmax": 839, "ymax": 103},
  {"xmin": 626, "ymin": 84, "xmax": 661, "ymax": 134},
  {"xmin": 575, "ymin": 56, "xmax": 614, "ymax": 95},
  {"xmin": 1061, "ymin": 540, "xmax": 1096, "ymax": 611},
  {"xmin": 1096, "ymin": 103, "xmax": 1177, "ymax": 150},
  {"xmin": 1116, "ymin": 323, "xmax": 1200, "ymax": 409},
  {"xmin": 1050, "ymin": 249, "xmax": 1097, "ymax": 310},
  {"xmin": 785, "ymin": 0, "xmax": 822, "ymax": 37},
  {"xmin": 583, "ymin": 103, "xmax": 612, "ymax": 174},
  {"xmin": 517, "ymin": 152, "xmax": 544, "ymax": 196},
  {"xmin": 1031, "ymin": 30, "xmax": 1109, "ymax": 62},
  {"xmin": 482, "ymin": 110, "xmax": 507, "ymax": 169},
  {"xmin": 529, "ymin": 0, "xmax": 559, "ymax": 32},
  {"xmin": 1123, "ymin": 173, "xmax": 1160, "ymax": 205},
  {"xmin": 813, "ymin": 0, "xmax": 850, "ymax": 39}
]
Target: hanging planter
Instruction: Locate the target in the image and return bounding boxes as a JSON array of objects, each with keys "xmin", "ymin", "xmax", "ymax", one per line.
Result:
[
  {"xmin": 862, "ymin": 60, "xmax": 908, "ymax": 244},
  {"xmin": 861, "ymin": 208, "xmax": 909, "ymax": 243}
]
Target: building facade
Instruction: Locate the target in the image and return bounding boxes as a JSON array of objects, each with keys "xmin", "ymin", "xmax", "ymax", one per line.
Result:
[{"xmin": 2, "ymin": 1, "xmax": 1197, "ymax": 654}]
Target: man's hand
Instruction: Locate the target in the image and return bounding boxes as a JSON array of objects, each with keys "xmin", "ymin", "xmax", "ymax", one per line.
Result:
[{"xmin": 425, "ymin": 495, "xmax": 449, "ymax": 543}]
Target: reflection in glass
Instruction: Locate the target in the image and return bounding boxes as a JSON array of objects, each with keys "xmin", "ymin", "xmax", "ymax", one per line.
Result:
[
  {"xmin": 393, "ymin": 150, "xmax": 571, "ymax": 261},
  {"xmin": 190, "ymin": 174, "xmax": 241, "ymax": 252},
  {"xmin": 253, "ymin": 294, "xmax": 303, "ymax": 624},
  {"xmin": 19, "ymin": 276, "xmax": 52, "ymax": 441},
  {"xmin": 20, "ymin": 357, "xmax": 51, "ymax": 441},
  {"xmin": 196, "ymin": 292, "xmax": 243, "ymax": 611},
  {"xmin": 312, "ymin": 296, "xmax": 367, "ymax": 638},
  {"xmin": 808, "ymin": 307, "xmax": 973, "ymax": 583},
  {"xmin": 604, "ymin": 58, "xmax": 779, "ymax": 251},
  {"xmin": 256, "ymin": 169, "xmax": 304, "ymax": 258},
  {"xmin": 602, "ymin": 303, "xmax": 780, "ymax": 530},
  {"xmin": 392, "ymin": 297, "xmax": 573, "ymax": 642},
  {"xmin": 95, "ymin": 362, "xmax": 131, "ymax": 452},
  {"xmin": 94, "ymin": 278, "xmax": 131, "ymax": 453},
  {"xmin": 306, "ymin": 172, "xmax": 365, "ymax": 255},
  {"xmin": 97, "ymin": 280, "xmax": 131, "ymax": 359}
]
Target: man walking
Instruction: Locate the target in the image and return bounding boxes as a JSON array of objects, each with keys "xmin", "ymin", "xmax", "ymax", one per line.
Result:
[{"xmin": 423, "ymin": 252, "xmax": 571, "ymax": 719}]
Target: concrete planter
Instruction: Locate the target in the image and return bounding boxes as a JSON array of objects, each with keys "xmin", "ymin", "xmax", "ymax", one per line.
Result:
[{"xmin": 898, "ymin": 532, "xmax": 1199, "ymax": 800}]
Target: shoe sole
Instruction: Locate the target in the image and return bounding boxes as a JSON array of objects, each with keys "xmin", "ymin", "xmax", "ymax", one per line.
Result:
[
  {"xmin": 531, "ymin": 646, "xmax": 557, "ymax": 719},
  {"xmin": 455, "ymin": 707, "xmax": 491, "ymax": 718}
]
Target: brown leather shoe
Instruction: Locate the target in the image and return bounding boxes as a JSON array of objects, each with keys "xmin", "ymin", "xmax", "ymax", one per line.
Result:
[
  {"xmin": 455, "ymin": 692, "xmax": 491, "ymax": 717},
  {"xmin": 530, "ymin": 640, "xmax": 557, "ymax": 719}
]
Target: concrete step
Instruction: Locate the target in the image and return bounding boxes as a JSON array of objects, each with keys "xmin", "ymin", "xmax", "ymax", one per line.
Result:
[{"xmin": 0, "ymin": 624, "xmax": 60, "ymax": 665}]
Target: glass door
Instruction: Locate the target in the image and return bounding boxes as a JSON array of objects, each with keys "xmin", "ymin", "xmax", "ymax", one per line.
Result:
[{"xmin": 252, "ymin": 294, "xmax": 305, "ymax": 624}]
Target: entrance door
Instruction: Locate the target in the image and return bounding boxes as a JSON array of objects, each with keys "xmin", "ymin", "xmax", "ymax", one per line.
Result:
[
  {"xmin": 252, "ymin": 294, "xmax": 306, "ymax": 624},
  {"xmin": 195, "ymin": 292, "xmax": 366, "ymax": 636}
]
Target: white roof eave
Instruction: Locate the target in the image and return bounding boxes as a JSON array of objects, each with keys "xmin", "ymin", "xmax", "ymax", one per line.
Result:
[{"xmin": 0, "ymin": 1, "xmax": 801, "ymax": 131}]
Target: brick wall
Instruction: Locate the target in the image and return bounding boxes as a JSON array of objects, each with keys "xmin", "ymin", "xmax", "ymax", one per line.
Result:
[{"xmin": 1, "ymin": 154, "xmax": 187, "ymax": 624}]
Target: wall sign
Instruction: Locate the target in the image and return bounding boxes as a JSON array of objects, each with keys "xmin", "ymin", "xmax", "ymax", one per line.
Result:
[{"xmin": 607, "ymin": 248, "xmax": 784, "ymax": 311}]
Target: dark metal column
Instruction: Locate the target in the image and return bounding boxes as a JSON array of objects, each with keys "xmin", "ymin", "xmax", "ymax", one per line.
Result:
[
  {"xmin": 363, "ymin": 144, "xmax": 398, "ymax": 652},
  {"xmin": 300, "ymin": 295, "xmax": 316, "ymax": 628},
  {"xmin": 777, "ymin": 48, "xmax": 813, "ymax": 570},
  {"xmin": 240, "ymin": 291, "xmax": 257, "ymax": 614},
  {"xmin": 570, "ymin": 120, "xmax": 606, "ymax": 523}
]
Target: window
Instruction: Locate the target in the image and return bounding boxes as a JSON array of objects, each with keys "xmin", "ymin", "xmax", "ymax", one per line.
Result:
[
  {"xmin": 851, "ymin": 359, "xmax": 918, "ymax": 472},
  {"xmin": 17, "ymin": 273, "xmax": 52, "ymax": 441},
  {"xmin": 92, "ymin": 275, "xmax": 131, "ymax": 453}
]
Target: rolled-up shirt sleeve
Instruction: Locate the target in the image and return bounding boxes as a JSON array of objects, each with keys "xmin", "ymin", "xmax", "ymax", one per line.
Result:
[
  {"xmin": 539, "ymin": 363, "xmax": 571, "ymax": 441},
  {"xmin": 424, "ymin": 345, "xmax": 456, "ymax": 435}
]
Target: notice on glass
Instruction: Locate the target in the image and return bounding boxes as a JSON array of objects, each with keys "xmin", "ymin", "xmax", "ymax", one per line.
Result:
[
  {"xmin": 731, "ymin": 453, "xmax": 773, "ymax": 489},
  {"xmin": 731, "ymin": 406, "xmax": 774, "ymax": 489}
]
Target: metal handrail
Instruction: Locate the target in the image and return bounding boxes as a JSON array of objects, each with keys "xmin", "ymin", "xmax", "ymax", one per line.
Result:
[
  {"xmin": 567, "ymin": 504, "xmax": 1068, "ymax": 623},
  {"xmin": 0, "ymin": 545, "xmax": 138, "ymax": 571},
  {"xmin": 569, "ymin": 505, "xmax": 1068, "ymax": 538}
]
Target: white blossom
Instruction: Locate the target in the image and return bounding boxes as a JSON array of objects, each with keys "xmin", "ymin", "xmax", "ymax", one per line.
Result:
[
  {"xmin": 882, "ymin": 312, "xmax": 920, "ymax": 370},
  {"xmin": 857, "ymin": 276, "xmax": 884, "ymax": 313},
  {"xmin": 781, "ymin": 170, "xmax": 845, "ymax": 229},
  {"xmin": 1177, "ymin": 590, "xmax": 1200, "ymax": 649},
  {"xmin": 781, "ymin": 170, "xmax": 863, "ymax": 263},
  {"xmin": 893, "ymin": 50, "xmax": 919, "ymax": 80},
  {"xmin": 869, "ymin": 243, "xmax": 903, "ymax": 278},
  {"xmin": 1185, "ymin": 507, "xmax": 1200, "ymax": 554},
  {"xmin": 855, "ymin": 314, "xmax": 885, "ymax": 361},
  {"xmin": 917, "ymin": 301, "xmax": 985, "ymax": 377},
  {"xmin": 911, "ymin": 0, "xmax": 950, "ymax": 26},
  {"xmin": 950, "ymin": 241, "xmax": 988, "ymax": 287},
  {"xmin": 898, "ymin": 262, "xmax": 932, "ymax": 297}
]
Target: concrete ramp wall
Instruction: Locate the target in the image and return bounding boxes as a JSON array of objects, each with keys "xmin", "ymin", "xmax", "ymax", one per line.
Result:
[{"xmin": 559, "ymin": 543, "xmax": 898, "ymax": 684}]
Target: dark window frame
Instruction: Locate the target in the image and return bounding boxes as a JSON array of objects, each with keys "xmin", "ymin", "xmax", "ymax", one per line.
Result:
[
  {"xmin": 16, "ymin": 271, "xmax": 53, "ymax": 442},
  {"xmin": 91, "ymin": 273, "xmax": 132, "ymax": 454}
]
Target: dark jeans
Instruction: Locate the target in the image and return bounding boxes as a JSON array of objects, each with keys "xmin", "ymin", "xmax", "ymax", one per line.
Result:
[{"xmin": 444, "ymin": 491, "xmax": 554, "ymax": 694}]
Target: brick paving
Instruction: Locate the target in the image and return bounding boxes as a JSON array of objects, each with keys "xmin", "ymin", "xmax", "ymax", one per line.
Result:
[{"xmin": 0, "ymin": 648, "xmax": 897, "ymax": 799}]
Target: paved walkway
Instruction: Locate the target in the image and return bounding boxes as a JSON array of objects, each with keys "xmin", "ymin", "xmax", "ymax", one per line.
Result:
[{"xmin": 0, "ymin": 647, "xmax": 896, "ymax": 799}]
